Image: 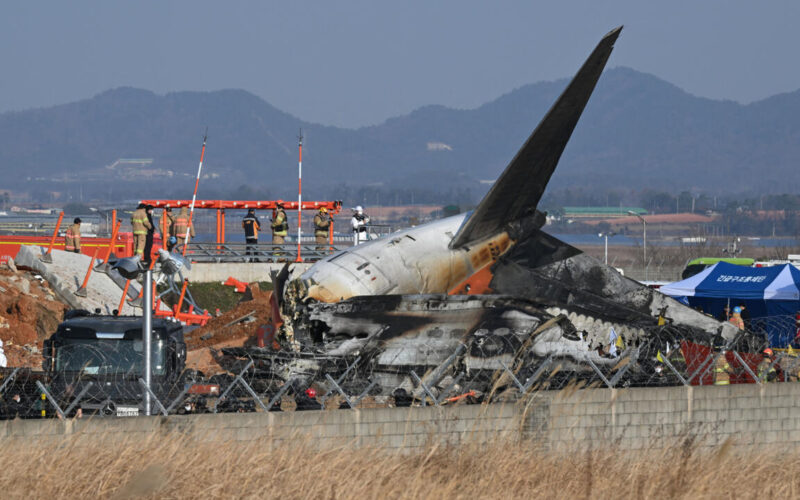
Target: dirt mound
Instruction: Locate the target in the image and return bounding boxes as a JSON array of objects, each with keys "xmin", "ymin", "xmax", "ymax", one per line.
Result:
[
  {"xmin": 187, "ymin": 283, "xmax": 274, "ymax": 351},
  {"xmin": 0, "ymin": 267, "xmax": 67, "ymax": 356}
]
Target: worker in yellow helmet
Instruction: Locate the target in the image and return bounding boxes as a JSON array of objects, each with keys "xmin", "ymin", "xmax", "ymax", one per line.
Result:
[{"xmin": 313, "ymin": 207, "xmax": 332, "ymax": 252}]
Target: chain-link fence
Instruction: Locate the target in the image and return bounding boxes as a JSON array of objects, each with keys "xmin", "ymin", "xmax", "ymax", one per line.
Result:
[
  {"xmin": 748, "ymin": 315, "xmax": 799, "ymax": 348},
  {"xmin": 2, "ymin": 320, "xmax": 798, "ymax": 420}
]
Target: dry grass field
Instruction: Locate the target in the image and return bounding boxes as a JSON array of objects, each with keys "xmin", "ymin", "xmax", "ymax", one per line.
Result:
[{"xmin": 0, "ymin": 431, "xmax": 798, "ymax": 499}]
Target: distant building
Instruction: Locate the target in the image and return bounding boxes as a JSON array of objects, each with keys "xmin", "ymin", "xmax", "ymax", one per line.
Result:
[{"xmin": 562, "ymin": 207, "xmax": 647, "ymax": 219}]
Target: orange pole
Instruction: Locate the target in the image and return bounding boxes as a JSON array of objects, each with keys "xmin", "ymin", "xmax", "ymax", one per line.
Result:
[
  {"xmin": 98, "ymin": 210, "xmax": 119, "ymax": 265},
  {"xmin": 182, "ymin": 133, "xmax": 207, "ymax": 257},
  {"xmin": 215, "ymin": 208, "xmax": 221, "ymax": 247},
  {"xmin": 175, "ymin": 278, "xmax": 189, "ymax": 314},
  {"xmin": 221, "ymin": 209, "xmax": 226, "ymax": 243},
  {"xmin": 117, "ymin": 280, "xmax": 131, "ymax": 315},
  {"xmin": 77, "ymin": 246, "xmax": 100, "ymax": 294},
  {"xmin": 44, "ymin": 212, "xmax": 64, "ymax": 256},
  {"xmin": 296, "ymin": 131, "xmax": 303, "ymax": 262}
]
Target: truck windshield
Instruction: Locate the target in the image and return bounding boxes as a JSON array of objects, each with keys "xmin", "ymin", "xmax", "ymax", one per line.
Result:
[{"xmin": 54, "ymin": 339, "xmax": 165, "ymax": 376}]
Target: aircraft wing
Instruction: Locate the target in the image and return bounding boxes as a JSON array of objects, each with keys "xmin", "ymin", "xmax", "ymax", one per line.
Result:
[{"xmin": 449, "ymin": 26, "xmax": 622, "ymax": 249}]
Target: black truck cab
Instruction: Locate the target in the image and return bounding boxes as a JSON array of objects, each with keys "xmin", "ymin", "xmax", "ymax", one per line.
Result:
[{"xmin": 42, "ymin": 314, "xmax": 187, "ymax": 416}]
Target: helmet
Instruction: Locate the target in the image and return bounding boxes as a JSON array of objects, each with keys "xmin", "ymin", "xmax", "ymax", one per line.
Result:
[
  {"xmin": 733, "ymin": 306, "xmax": 742, "ymax": 314},
  {"xmin": 247, "ymin": 208, "xmax": 255, "ymax": 214},
  {"xmin": 305, "ymin": 388, "xmax": 317, "ymax": 398},
  {"xmin": 73, "ymin": 217, "xmax": 82, "ymax": 224},
  {"xmin": 319, "ymin": 207, "xmax": 328, "ymax": 213},
  {"xmin": 276, "ymin": 201, "xmax": 284, "ymax": 208},
  {"xmin": 168, "ymin": 236, "xmax": 177, "ymax": 246},
  {"xmin": 354, "ymin": 205, "xmax": 363, "ymax": 213},
  {"xmin": 763, "ymin": 348, "xmax": 774, "ymax": 357}
]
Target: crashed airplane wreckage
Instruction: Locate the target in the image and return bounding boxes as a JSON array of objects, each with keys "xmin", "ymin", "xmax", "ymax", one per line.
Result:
[{"xmin": 224, "ymin": 26, "xmax": 762, "ymax": 400}]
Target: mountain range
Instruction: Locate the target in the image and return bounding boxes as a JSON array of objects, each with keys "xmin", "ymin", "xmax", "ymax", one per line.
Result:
[{"xmin": 1, "ymin": 66, "xmax": 799, "ymax": 203}]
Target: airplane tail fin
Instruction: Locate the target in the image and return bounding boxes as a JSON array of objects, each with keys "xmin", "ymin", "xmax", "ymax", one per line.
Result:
[{"xmin": 449, "ymin": 26, "xmax": 622, "ymax": 249}]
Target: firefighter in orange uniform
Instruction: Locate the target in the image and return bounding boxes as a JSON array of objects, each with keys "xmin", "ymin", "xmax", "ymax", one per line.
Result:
[
  {"xmin": 130, "ymin": 203, "xmax": 152, "ymax": 258},
  {"xmin": 313, "ymin": 207, "xmax": 331, "ymax": 251},
  {"xmin": 65, "ymin": 218, "xmax": 82, "ymax": 253},
  {"xmin": 173, "ymin": 206, "xmax": 195, "ymax": 249}
]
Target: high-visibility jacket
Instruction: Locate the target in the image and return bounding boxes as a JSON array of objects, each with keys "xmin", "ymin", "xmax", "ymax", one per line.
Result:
[
  {"xmin": 758, "ymin": 359, "xmax": 777, "ymax": 383},
  {"xmin": 242, "ymin": 214, "xmax": 261, "ymax": 239},
  {"xmin": 65, "ymin": 223, "xmax": 81, "ymax": 251},
  {"xmin": 161, "ymin": 212, "xmax": 175, "ymax": 236},
  {"xmin": 729, "ymin": 315, "xmax": 745, "ymax": 330},
  {"xmin": 271, "ymin": 209, "xmax": 288, "ymax": 237},
  {"xmin": 714, "ymin": 355, "xmax": 731, "ymax": 385},
  {"xmin": 131, "ymin": 208, "xmax": 152, "ymax": 235},
  {"xmin": 173, "ymin": 208, "xmax": 195, "ymax": 239},
  {"xmin": 314, "ymin": 213, "xmax": 331, "ymax": 237}
]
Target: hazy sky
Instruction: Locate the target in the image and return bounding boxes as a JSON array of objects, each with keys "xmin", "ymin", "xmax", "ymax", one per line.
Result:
[{"xmin": 2, "ymin": 1, "xmax": 799, "ymax": 128}]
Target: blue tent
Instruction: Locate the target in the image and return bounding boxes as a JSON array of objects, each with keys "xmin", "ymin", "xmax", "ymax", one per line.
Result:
[{"xmin": 660, "ymin": 262, "xmax": 800, "ymax": 346}]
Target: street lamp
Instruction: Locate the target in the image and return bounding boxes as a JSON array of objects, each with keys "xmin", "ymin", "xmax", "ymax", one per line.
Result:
[
  {"xmin": 110, "ymin": 256, "xmax": 154, "ymax": 416},
  {"xmin": 598, "ymin": 231, "xmax": 616, "ymax": 265},
  {"xmin": 628, "ymin": 210, "xmax": 647, "ymax": 281}
]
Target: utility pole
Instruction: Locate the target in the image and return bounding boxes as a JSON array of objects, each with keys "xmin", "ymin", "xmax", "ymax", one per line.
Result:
[
  {"xmin": 296, "ymin": 129, "xmax": 303, "ymax": 262},
  {"xmin": 598, "ymin": 231, "xmax": 616, "ymax": 265}
]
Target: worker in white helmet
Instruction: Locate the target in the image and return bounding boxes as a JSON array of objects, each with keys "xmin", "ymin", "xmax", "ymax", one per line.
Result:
[{"xmin": 351, "ymin": 206, "xmax": 370, "ymax": 245}]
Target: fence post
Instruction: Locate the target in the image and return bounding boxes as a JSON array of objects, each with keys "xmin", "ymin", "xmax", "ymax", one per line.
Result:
[
  {"xmin": 40, "ymin": 211, "xmax": 64, "ymax": 263},
  {"xmin": 75, "ymin": 246, "xmax": 101, "ymax": 297},
  {"xmin": 138, "ymin": 378, "xmax": 168, "ymax": 416},
  {"xmin": 0, "ymin": 367, "xmax": 20, "ymax": 395}
]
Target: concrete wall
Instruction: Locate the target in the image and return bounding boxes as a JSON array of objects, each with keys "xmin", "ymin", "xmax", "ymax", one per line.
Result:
[
  {"xmin": 4, "ymin": 383, "xmax": 800, "ymax": 450},
  {"xmin": 524, "ymin": 382, "xmax": 800, "ymax": 451},
  {"xmin": 185, "ymin": 262, "xmax": 312, "ymax": 283},
  {"xmin": 0, "ymin": 403, "xmax": 520, "ymax": 451}
]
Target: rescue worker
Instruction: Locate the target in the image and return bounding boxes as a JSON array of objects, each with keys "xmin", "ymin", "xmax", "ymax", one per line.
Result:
[
  {"xmin": 351, "ymin": 205, "xmax": 370, "ymax": 245},
  {"xmin": 737, "ymin": 302, "xmax": 751, "ymax": 330},
  {"xmin": 713, "ymin": 350, "xmax": 732, "ymax": 385},
  {"xmin": 160, "ymin": 207, "xmax": 176, "ymax": 250},
  {"xmin": 313, "ymin": 207, "xmax": 332, "ymax": 252},
  {"xmin": 295, "ymin": 387, "xmax": 322, "ymax": 411},
  {"xmin": 242, "ymin": 208, "xmax": 261, "ymax": 262},
  {"xmin": 130, "ymin": 204, "xmax": 151, "ymax": 259},
  {"xmin": 271, "ymin": 202, "xmax": 289, "ymax": 257},
  {"xmin": 172, "ymin": 206, "xmax": 195, "ymax": 251},
  {"xmin": 64, "ymin": 217, "xmax": 81, "ymax": 253},
  {"xmin": 143, "ymin": 205, "xmax": 156, "ymax": 267},
  {"xmin": 729, "ymin": 306, "xmax": 745, "ymax": 330},
  {"xmin": 758, "ymin": 348, "xmax": 778, "ymax": 383}
]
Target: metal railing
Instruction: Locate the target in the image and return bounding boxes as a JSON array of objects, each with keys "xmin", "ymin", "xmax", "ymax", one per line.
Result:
[{"xmin": 178, "ymin": 242, "xmax": 346, "ymax": 263}]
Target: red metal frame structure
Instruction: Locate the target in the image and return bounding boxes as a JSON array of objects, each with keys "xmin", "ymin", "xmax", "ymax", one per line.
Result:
[{"xmin": 140, "ymin": 199, "xmax": 343, "ymax": 245}]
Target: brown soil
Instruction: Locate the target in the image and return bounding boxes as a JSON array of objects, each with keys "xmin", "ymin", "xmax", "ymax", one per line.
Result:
[
  {"xmin": 187, "ymin": 283, "xmax": 274, "ymax": 350},
  {"xmin": 0, "ymin": 266, "xmax": 68, "ymax": 367},
  {"xmin": 184, "ymin": 283, "xmax": 276, "ymax": 374}
]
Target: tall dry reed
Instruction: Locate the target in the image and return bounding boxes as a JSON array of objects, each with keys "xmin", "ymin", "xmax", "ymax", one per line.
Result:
[{"xmin": 0, "ymin": 430, "xmax": 797, "ymax": 499}]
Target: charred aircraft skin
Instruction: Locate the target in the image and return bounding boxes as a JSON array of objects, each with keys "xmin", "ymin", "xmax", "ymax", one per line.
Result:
[{"xmin": 242, "ymin": 26, "xmax": 762, "ymax": 402}]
